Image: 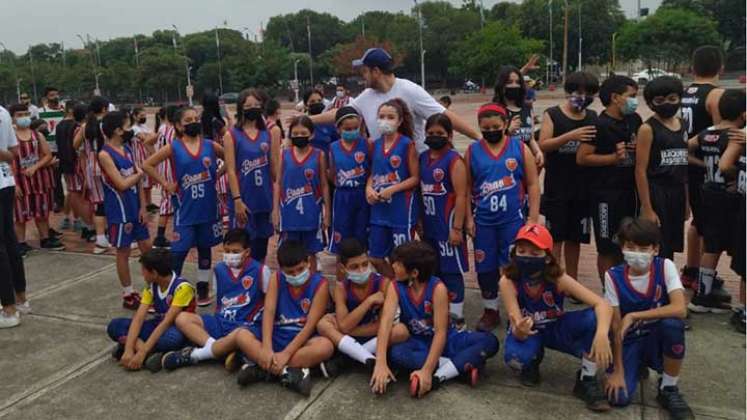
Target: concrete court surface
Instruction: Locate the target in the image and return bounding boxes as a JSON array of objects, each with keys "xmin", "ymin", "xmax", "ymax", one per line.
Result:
[{"xmin": 0, "ymin": 251, "xmax": 744, "ymax": 420}]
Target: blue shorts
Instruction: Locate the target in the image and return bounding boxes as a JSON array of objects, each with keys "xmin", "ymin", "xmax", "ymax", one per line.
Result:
[
  {"xmin": 424, "ymin": 237, "xmax": 468, "ymax": 274},
  {"xmin": 504, "ymin": 308, "xmax": 597, "ymax": 370},
  {"xmin": 201, "ymin": 314, "xmax": 250, "ymax": 339},
  {"xmin": 280, "ymin": 229, "xmax": 324, "ymax": 254},
  {"xmin": 328, "ymin": 188, "xmax": 369, "ymax": 254},
  {"xmin": 389, "ymin": 329, "xmax": 499, "ymax": 373},
  {"xmin": 368, "ymin": 224, "xmax": 414, "ymax": 259},
  {"xmin": 473, "ymin": 220, "xmax": 523, "ymax": 273},
  {"xmin": 108, "ymin": 222, "xmax": 149, "ymax": 249},
  {"xmin": 106, "ymin": 317, "xmax": 186, "ymax": 353},
  {"xmin": 229, "ymin": 211, "xmax": 274, "ymax": 240},
  {"xmin": 249, "ymin": 324, "xmax": 304, "ymax": 353},
  {"xmin": 172, "ymin": 221, "xmax": 223, "ymax": 253}
]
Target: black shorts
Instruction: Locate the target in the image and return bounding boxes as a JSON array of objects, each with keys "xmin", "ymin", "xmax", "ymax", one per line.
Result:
[
  {"xmin": 701, "ymin": 188, "xmax": 738, "ymax": 254},
  {"xmin": 730, "ymin": 197, "xmax": 745, "ymax": 278},
  {"xmin": 541, "ymin": 193, "xmax": 591, "ymax": 244},
  {"xmin": 688, "ymin": 179, "xmax": 704, "ymax": 234},
  {"xmin": 650, "ymin": 182, "xmax": 686, "ymax": 259},
  {"xmin": 590, "ymin": 188, "xmax": 638, "ymax": 256}
]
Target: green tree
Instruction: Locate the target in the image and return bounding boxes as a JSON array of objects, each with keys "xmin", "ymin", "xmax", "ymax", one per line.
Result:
[{"xmin": 661, "ymin": 0, "xmax": 745, "ymax": 50}]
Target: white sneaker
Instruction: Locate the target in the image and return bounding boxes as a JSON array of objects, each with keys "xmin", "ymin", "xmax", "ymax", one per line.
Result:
[
  {"xmin": 0, "ymin": 311, "xmax": 20, "ymax": 329},
  {"xmin": 16, "ymin": 301, "xmax": 31, "ymax": 315},
  {"xmin": 93, "ymin": 243, "xmax": 109, "ymax": 255}
]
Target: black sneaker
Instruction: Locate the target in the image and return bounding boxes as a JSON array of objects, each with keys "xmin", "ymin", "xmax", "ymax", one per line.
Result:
[
  {"xmin": 638, "ymin": 365, "xmax": 650, "ymax": 380},
  {"xmin": 318, "ymin": 353, "xmax": 347, "ymax": 378},
  {"xmin": 161, "ymin": 347, "xmax": 195, "ymax": 371},
  {"xmin": 111, "ymin": 343, "xmax": 125, "ymax": 361},
  {"xmin": 48, "ymin": 228, "xmax": 62, "ymax": 238},
  {"xmin": 519, "ymin": 360, "xmax": 541, "ymax": 387},
  {"xmin": 153, "ymin": 236, "xmax": 170, "ymax": 249},
  {"xmin": 573, "ymin": 371, "xmax": 611, "ymax": 412},
  {"xmin": 364, "ymin": 358, "xmax": 376, "ymax": 373},
  {"xmin": 196, "ymin": 281, "xmax": 211, "ymax": 307},
  {"xmin": 81, "ymin": 228, "xmax": 97, "ymax": 243},
  {"xmin": 145, "ymin": 352, "xmax": 164, "ymax": 373},
  {"xmin": 281, "ymin": 367, "xmax": 312, "ymax": 396},
  {"xmin": 18, "ymin": 242, "xmax": 32, "ymax": 258},
  {"xmin": 711, "ymin": 276, "xmax": 733, "ymax": 303},
  {"xmin": 730, "ymin": 309, "xmax": 746, "ymax": 334},
  {"xmin": 450, "ymin": 313, "xmax": 466, "ymax": 332},
  {"xmin": 656, "ymin": 382, "xmax": 695, "ymax": 420},
  {"xmin": 237, "ymin": 363, "xmax": 269, "ymax": 386},
  {"xmin": 146, "ymin": 203, "xmax": 159, "ymax": 213},
  {"xmin": 689, "ymin": 293, "xmax": 731, "ymax": 313},
  {"xmin": 40, "ymin": 237, "xmax": 65, "ymax": 251}
]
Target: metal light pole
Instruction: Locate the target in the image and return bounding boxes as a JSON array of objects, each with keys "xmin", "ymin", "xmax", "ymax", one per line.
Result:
[
  {"xmin": 414, "ymin": 0, "xmax": 426, "ymax": 89},
  {"xmin": 548, "ymin": 0, "xmax": 553, "ymax": 85},
  {"xmin": 293, "ymin": 59, "xmax": 301, "ymax": 103},
  {"xmin": 215, "ymin": 27, "xmax": 224, "ymax": 95},
  {"xmin": 78, "ymin": 33, "xmax": 99, "ymax": 95},
  {"xmin": 562, "ymin": 0, "xmax": 569, "ymax": 85},
  {"xmin": 134, "ymin": 37, "xmax": 143, "ymax": 103},
  {"xmin": 577, "ymin": 1, "xmax": 582, "ymax": 71},
  {"xmin": 306, "ymin": 16, "xmax": 314, "ymax": 87},
  {"xmin": 172, "ymin": 24, "xmax": 193, "ymax": 106}
]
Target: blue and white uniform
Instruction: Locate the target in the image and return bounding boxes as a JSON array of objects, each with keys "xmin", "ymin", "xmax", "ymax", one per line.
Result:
[
  {"xmin": 278, "ymin": 147, "xmax": 324, "ymax": 253},
  {"xmin": 328, "ymin": 137, "xmax": 370, "ymax": 253},
  {"xmin": 101, "ymin": 144, "xmax": 149, "ymax": 248},
  {"xmin": 343, "ymin": 273, "xmax": 385, "ymax": 339},
  {"xmin": 311, "ymin": 123, "xmax": 339, "ymax": 152}
]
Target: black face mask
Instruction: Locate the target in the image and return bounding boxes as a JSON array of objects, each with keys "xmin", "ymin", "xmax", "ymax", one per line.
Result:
[
  {"xmin": 425, "ymin": 135, "xmax": 449, "ymax": 150},
  {"xmin": 183, "ymin": 122, "xmax": 202, "ymax": 137},
  {"xmin": 243, "ymin": 108, "xmax": 263, "ymax": 122},
  {"xmin": 291, "ymin": 136, "xmax": 310, "ymax": 148},
  {"xmin": 308, "ymin": 103, "xmax": 325, "ymax": 116},
  {"xmin": 515, "ymin": 255, "xmax": 546, "ymax": 285},
  {"xmin": 651, "ymin": 102, "xmax": 680, "ymax": 119},
  {"xmin": 137, "ymin": 117, "xmax": 147, "ymax": 125},
  {"xmin": 504, "ymin": 87, "xmax": 523, "ymax": 103},
  {"xmin": 122, "ymin": 129, "xmax": 134, "ymax": 143},
  {"xmin": 482, "ymin": 130, "xmax": 504, "ymax": 144}
]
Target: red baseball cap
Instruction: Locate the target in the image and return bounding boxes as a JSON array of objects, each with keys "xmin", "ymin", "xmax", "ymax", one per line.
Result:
[{"xmin": 514, "ymin": 223, "xmax": 554, "ymax": 251}]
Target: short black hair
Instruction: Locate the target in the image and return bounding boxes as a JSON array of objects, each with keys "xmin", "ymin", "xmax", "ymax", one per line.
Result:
[
  {"xmin": 718, "ymin": 89, "xmax": 746, "ymax": 122},
  {"xmin": 8, "ymin": 103, "xmax": 28, "ymax": 116},
  {"xmin": 338, "ymin": 238, "xmax": 367, "ymax": 265},
  {"xmin": 277, "ymin": 240, "xmax": 309, "ymax": 268},
  {"xmin": 438, "ymin": 95, "xmax": 452, "ymax": 107},
  {"xmin": 43, "ymin": 87, "xmax": 59, "ymax": 96},
  {"xmin": 643, "ymin": 76, "xmax": 683, "ymax": 104},
  {"xmin": 101, "ymin": 111, "xmax": 128, "ymax": 138},
  {"xmin": 73, "ymin": 104, "xmax": 88, "ymax": 123},
  {"xmin": 564, "ymin": 71, "xmax": 600, "ymax": 95},
  {"xmin": 599, "ymin": 75, "xmax": 638, "ymax": 106},
  {"xmin": 288, "ymin": 115, "xmax": 315, "ymax": 135},
  {"xmin": 139, "ymin": 248, "xmax": 173, "ymax": 276},
  {"xmin": 390, "ymin": 241, "xmax": 437, "ymax": 283},
  {"xmin": 692, "ymin": 46, "xmax": 723, "ymax": 78},
  {"xmin": 617, "ymin": 218, "xmax": 661, "ymax": 247},
  {"xmin": 223, "ymin": 228, "xmax": 250, "ymax": 248}
]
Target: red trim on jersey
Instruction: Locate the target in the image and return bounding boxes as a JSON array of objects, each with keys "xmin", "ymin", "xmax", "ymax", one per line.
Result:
[
  {"xmin": 478, "ymin": 137, "xmax": 509, "ymax": 161},
  {"xmin": 339, "ymin": 138, "xmax": 359, "ymax": 155},
  {"xmin": 382, "ymin": 134, "xmax": 402, "ymax": 157},
  {"xmin": 291, "ymin": 146, "xmax": 314, "ymax": 166},
  {"xmin": 180, "ymin": 138, "xmax": 204, "ymax": 160},
  {"xmin": 407, "ymin": 282, "xmax": 428, "ymax": 308},
  {"xmin": 623, "ymin": 263, "xmax": 657, "ymax": 300}
]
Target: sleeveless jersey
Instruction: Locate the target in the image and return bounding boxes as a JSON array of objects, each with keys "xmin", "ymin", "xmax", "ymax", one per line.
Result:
[
  {"xmin": 13, "ymin": 131, "xmax": 53, "ymax": 195},
  {"xmin": 101, "ymin": 144, "xmax": 140, "ymax": 224},
  {"xmin": 171, "ymin": 138, "xmax": 219, "ymax": 226},
  {"xmin": 646, "ymin": 118, "xmax": 688, "ymax": 185},
  {"xmin": 214, "ymin": 259, "xmax": 266, "ymax": 325},
  {"xmin": 513, "ymin": 279, "xmax": 565, "ymax": 330},
  {"xmin": 420, "ymin": 148, "xmax": 461, "ymax": 239},
  {"xmin": 329, "ymin": 137, "xmax": 370, "ymax": 189},
  {"xmin": 279, "ymin": 148, "xmax": 323, "ymax": 231},
  {"xmin": 273, "ymin": 272, "xmax": 327, "ymax": 331},
  {"xmin": 395, "ymin": 276, "xmax": 444, "ymax": 337},
  {"xmin": 150, "ymin": 275, "xmax": 196, "ymax": 317},
  {"xmin": 311, "ymin": 123, "xmax": 339, "ymax": 152},
  {"xmin": 344, "ymin": 273, "xmax": 384, "ymax": 326},
  {"xmin": 228, "ymin": 127, "xmax": 273, "ymax": 213},
  {"xmin": 543, "ymin": 106, "xmax": 597, "ymax": 197},
  {"xmin": 696, "ymin": 127, "xmax": 730, "ymax": 190},
  {"xmin": 682, "ymin": 83, "xmax": 716, "ymax": 138},
  {"xmin": 370, "ymin": 134, "xmax": 417, "ymax": 228},
  {"xmin": 507, "ymin": 105, "xmax": 534, "ymax": 145},
  {"xmin": 468, "ymin": 138, "xmax": 526, "ymax": 226},
  {"xmin": 607, "ymin": 257, "xmax": 669, "ymax": 335}
]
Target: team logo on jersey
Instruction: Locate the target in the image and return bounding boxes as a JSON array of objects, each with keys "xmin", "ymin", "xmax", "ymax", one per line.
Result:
[
  {"xmin": 432, "ymin": 168, "xmax": 445, "ymax": 182},
  {"xmin": 542, "ymin": 291, "xmax": 555, "ymax": 307},
  {"xmin": 172, "ymin": 231, "xmax": 181, "ymax": 242},
  {"xmin": 242, "ymin": 275, "xmax": 254, "ymax": 290},
  {"xmin": 301, "ymin": 298, "xmax": 312, "ymax": 313},
  {"xmin": 686, "ymin": 87, "xmax": 698, "ymax": 94},
  {"xmin": 304, "ymin": 168, "xmax": 315, "ymax": 180},
  {"xmin": 124, "ymin": 223, "xmax": 133, "ymax": 234},
  {"xmin": 703, "ymin": 133, "xmax": 720, "ymax": 143},
  {"xmin": 333, "ymin": 231, "xmax": 342, "ymax": 243},
  {"xmin": 260, "ymin": 142, "xmax": 270, "ymax": 153},
  {"xmin": 202, "ymin": 157, "xmax": 212, "ymax": 168},
  {"xmin": 447, "ymin": 291, "xmax": 456, "ymax": 302},
  {"xmin": 505, "ymin": 158, "xmax": 518, "ymax": 172},
  {"xmin": 474, "ymin": 249, "xmax": 486, "ymax": 263},
  {"xmin": 354, "ymin": 151, "xmax": 366, "ymax": 164},
  {"xmin": 655, "ymin": 285, "xmax": 663, "ymax": 301},
  {"xmin": 424, "ymin": 300, "xmax": 433, "ymax": 314},
  {"xmin": 390, "ymin": 155, "xmax": 401, "ymax": 169}
]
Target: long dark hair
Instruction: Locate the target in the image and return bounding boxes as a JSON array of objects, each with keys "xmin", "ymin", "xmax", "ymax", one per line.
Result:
[
  {"xmin": 200, "ymin": 93, "xmax": 224, "ymax": 140},
  {"xmin": 502, "ymin": 243, "xmax": 564, "ymax": 284},
  {"xmin": 493, "ymin": 65, "xmax": 526, "ymax": 107},
  {"xmin": 378, "ymin": 98, "xmax": 414, "ymax": 139},
  {"xmin": 84, "ymin": 96, "xmax": 110, "ymax": 152},
  {"xmin": 235, "ymin": 88, "xmax": 267, "ymax": 131},
  {"xmin": 173, "ymin": 106, "xmax": 197, "ymax": 138}
]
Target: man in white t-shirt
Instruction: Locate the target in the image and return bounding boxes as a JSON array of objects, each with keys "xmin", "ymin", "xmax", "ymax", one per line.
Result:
[
  {"xmin": 0, "ymin": 105, "xmax": 28, "ymax": 328},
  {"xmin": 311, "ymin": 48, "xmax": 480, "ymax": 152}
]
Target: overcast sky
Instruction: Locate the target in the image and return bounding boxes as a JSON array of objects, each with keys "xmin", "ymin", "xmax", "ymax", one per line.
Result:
[{"xmin": 0, "ymin": 0, "xmax": 662, "ymax": 54}]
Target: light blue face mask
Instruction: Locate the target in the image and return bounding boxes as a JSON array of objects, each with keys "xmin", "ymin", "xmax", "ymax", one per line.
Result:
[
  {"xmin": 285, "ymin": 268, "xmax": 310, "ymax": 287},
  {"xmin": 623, "ymin": 97, "xmax": 639, "ymax": 115},
  {"xmin": 341, "ymin": 130, "xmax": 358, "ymax": 142},
  {"xmin": 347, "ymin": 265, "xmax": 372, "ymax": 285},
  {"xmin": 15, "ymin": 117, "xmax": 32, "ymax": 128}
]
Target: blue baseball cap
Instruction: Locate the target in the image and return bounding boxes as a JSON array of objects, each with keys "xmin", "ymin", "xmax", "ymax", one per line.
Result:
[{"xmin": 352, "ymin": 48, "xmax": 393, "ymax": 70}]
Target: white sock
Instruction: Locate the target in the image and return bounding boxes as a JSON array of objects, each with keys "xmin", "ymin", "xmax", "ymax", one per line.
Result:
[
  {"xmin": 434, "ymin": 359, "xmax": 459, "ymax": 381},
  {"xmin": 96, "ymin": 234, "xmax": 108, "ymax": 246},
  {"xmin": 338, "ymin": 335, "xmax": 375, "ymax": 364},
  {"xmin": 483, "ymin": 298, "xmax": 498, "ymax": 310},
  {"xmin": 699, "ymin": 268, "xmax": 715, "ymax": 295},
  {"xmin": 362, "ymin": 337, "xmax": 377, "ymax": 354},
  {"xmin": 660, "ymin": 373, "xmax": 679, "ymax": 389},
  {"xmin": 122, "ymin": 286, "xmax": 134, "ymax": 296},
  {"xmin": 198, "ymin": 269, "xmax": 211, "ymax": 286},
  {"xmin": 580, "ymin": 357, "xmax": 598, "ymax": 379},
  {"xmin": 190, "ymin": 337, "xmax": 216, "ymax": 362},
  {"xmin": 450, "ymin": 302, "xmax": 464, "ymax": 318}
]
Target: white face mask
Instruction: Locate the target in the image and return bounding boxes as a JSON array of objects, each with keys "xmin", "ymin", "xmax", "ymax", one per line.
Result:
[
  {"xmin": 223, "ymin": 252, "xmax": 244, "ymax": 269},
  {"xmin": 336, "ymin": 91, "xmax": 345, "ymax": 98},
  {"xmin": 285, "ymin": 268, "xmax": 310, "ymax": 287},
  {"xmin": 377, "ymin": 119, "xmax": 397, "ymax": 135},
  {"xmin": 623, "ymin": 250, "xmax": 653, "ymax": 272},
  {"xmin": 347, "ymin": 265, "xmax": 373, "ymax": 285}
]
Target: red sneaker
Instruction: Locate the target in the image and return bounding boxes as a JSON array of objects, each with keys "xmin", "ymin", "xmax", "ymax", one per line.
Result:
[
  {"xmin": 475, "ymin": 309, "xmax": 501, "ymax": 332},
  {"xmin": 123, "ymin": 292, "xmax": 141, "ymax": 310}
]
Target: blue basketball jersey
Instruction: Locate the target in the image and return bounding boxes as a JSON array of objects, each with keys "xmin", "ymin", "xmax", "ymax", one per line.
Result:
[
  {"xmin": 607, "ymin": 257, "xmax": 670, "ymax": 334},
  {"xmin": 171, "ymin": 138, "xmax": 218, "ymax": 226},
  {"xmin": 370, "ymin": 135, "xmax": 417, "ymax": 228},
  {"xmin": 227, "ymin": 127, "xmax": 272, "ymax": 213},
  {"xmin": 311, "ymin": 123, "xmax": 339, "ymax": 152},
  {"xmin": 329, "ymin": 137, "xmax": 370, "ymax": 189},
  {"xmin": 344, "ymin": 273, "xmax": 384, "ymax": 325},
  {"xmin": 273, "ymin": 272, "xmax": 327, "ymax": 331},
  {"xmin": 279, "ymin": 148, "xmax": 323, "ymax": 231},
  {"xmin": 214, "ymin": 259, "xmax": 266, "ymax": 325},
  {"xmin": 468, "ymin": 138, "xmax": 526, "ymax": 226},
  {"xmin": 513, "ymin": 279, "xmax": 565, "ymax": 330},
  {"xmin": 150, "ymin": 275, "xmax": 196, "ymax": 317},
  {"xmin": 101, "ymin": 144, "xmax": 140, "ymax": 224},
  {"xmin": 395, "ymin": 276, "xmax": 447, "ymax": 337},
  {"xmin": 420, "ymin": 149, "xmax": 461, "ymax": 240}
]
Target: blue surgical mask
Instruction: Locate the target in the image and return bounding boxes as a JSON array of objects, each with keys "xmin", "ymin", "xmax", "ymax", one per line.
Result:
[
  {"xmin": 285, "ymin": 268, "xmax": 310, "ymax": 287},
  {"xmin": 341, "ymin": 130, "xmax": 358, "ymax": 142},
  {"xmin": 623, "ymin": 97, "xmax": 638, "ymax": 115},
  {"xmin": 15, "ymin": 117, "xmax": 32, "ymax": 128},
  {"xmin": 347, "ymin": 265, "xmax": 372, "ymax": 285},
  {"xmin": 514, "ymin": 255, "xmax": 546, "ymax": 285}
]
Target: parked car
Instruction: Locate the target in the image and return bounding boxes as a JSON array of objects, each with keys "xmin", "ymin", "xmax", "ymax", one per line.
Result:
[{"xmin": 633, "ymin": 68, "xmax": 681, "ymax": 84}]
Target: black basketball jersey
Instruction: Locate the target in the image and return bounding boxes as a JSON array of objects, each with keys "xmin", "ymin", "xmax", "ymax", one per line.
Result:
[
  {"xmin": 544, "ymin": 105, "xmax": 598, "ymax": 197},
  {"xmin": 646, "ymin": 117, "xmax": 688, "ymax": 185},
  {"xmin": 682, "ymin": 83, "xmax": 716, "ymax": 137},
  {"xmin": 696, "ymin": 127, "xmax": 730, "ymax": 189}
]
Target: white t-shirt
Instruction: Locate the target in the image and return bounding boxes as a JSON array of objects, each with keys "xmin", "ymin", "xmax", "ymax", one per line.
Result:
[
  {"xmin": 132, "ymin": 123, "xmax": 153, "ymax": 137},
  {"xmin": 0, "ymin": 106, "xmax": 17, "ymax": 189},
  {"xmin": 604, "ymin": 259, "xmax": 683, "ymax": 307},
  {"xmin": 350, "ymin": 78, "xmax": 446, "ymax": 153}
]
